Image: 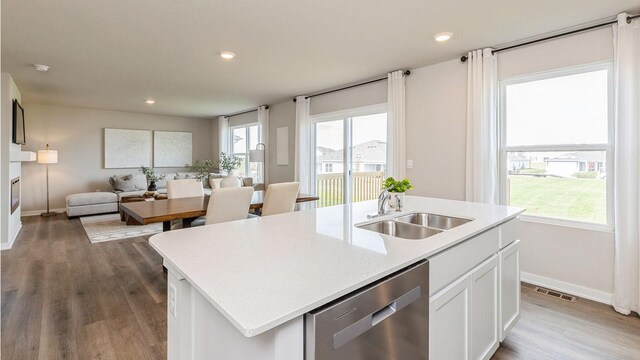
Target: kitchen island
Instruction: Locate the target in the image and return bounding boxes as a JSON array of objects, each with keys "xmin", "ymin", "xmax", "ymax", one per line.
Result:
[{"xmin": 150, "ymin": 196, "xmax": 524, "ymax": 359}]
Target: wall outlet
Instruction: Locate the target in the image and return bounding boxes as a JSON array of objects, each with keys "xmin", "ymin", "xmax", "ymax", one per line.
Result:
[
  {"xmin": 407, "ymin": 159, "xmax": 413, "ymax": 169},
  {"xmin": 169, "ymin": 284, "xmax": 177, "ymax": 318}
]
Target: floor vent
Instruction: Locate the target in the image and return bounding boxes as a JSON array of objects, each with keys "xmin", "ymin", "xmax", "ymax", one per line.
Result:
[{"xmin": 534, "ymin": 287, "xmax": 577, "ymax": 302}]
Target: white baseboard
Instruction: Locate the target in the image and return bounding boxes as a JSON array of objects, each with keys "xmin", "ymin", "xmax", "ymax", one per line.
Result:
[
  {"xmin": 1, "ymin": 223, "xmax": 22, "ymax": 250},
  {"xmin": 21, "ymin": 208, "xmax": 67, "ymax": 217},
  {"xmin": 521, "ymin": 271, "xmax": 612, "ymax": 305}
]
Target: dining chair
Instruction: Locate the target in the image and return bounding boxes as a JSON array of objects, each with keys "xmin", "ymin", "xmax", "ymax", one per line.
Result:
[
  {"xmin": 191, "ymin": 187, "xmax": 254, "ymax": 226},
  {"xmin": 261, "ymin": 182, "xmax": 300, "ymax": 217},
  {"xmin": 167, "ymin": 179, "xmax": 204, "ymax": 199}
]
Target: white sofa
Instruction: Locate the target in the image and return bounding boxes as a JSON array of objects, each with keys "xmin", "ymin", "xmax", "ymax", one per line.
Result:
[
  {"xmin": 109, "ymin": 172, "xmax": 254, "ymax": 201},
  {"xmin": 66, "ymin": 172, "xmax": 256, "ymax": 218},
  {"xmin": 66, "ymin": 192, "xmax": 118, "ymax": 217}
]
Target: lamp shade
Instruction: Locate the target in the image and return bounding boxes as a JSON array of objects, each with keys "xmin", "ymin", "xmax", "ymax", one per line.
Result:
[
  {"xmin": 38, "ymin": 149, "xmax": 58, "ymax": 164},
  {"xmin": 249, "ymin": 149, "xmax": 264, "ymax": 163}
]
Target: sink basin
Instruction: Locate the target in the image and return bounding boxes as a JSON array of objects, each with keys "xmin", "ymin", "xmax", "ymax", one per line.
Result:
[
  {"xmin": 394, "ymin": 213, "xmax": 472, "ymax": 230},
  {"xmin": 356, "ymin": 220, "xmax": 443, "ymax": 240}
]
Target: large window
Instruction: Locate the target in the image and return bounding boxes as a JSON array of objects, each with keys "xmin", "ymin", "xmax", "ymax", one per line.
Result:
[
  {"xmin": 500, "ymin": 64, "xmax": 612, "ymax": 228},
  {"xmin": 312, "ymin": 105, "xmax": 387, "ymax": 207},
  {"xmin": 229, "ymin": 124, "xmax": 259, "ymax": 179}
]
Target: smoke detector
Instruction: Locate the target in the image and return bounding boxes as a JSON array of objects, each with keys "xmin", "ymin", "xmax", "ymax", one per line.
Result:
[{"xmin": 34, "ymin": 64, "xmax": 50, "ymax": 72}]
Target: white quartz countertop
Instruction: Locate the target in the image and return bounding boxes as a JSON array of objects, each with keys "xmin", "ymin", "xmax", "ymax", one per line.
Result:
[{"xmin": 149, "ymin": 196, "xmax": 523, "ymax": 337}]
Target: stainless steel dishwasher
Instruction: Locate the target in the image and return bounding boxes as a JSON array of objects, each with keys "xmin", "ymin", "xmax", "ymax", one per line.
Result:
[{"xmin": 305, "ymin": 260, "xmax": 429, "ymax": 360}]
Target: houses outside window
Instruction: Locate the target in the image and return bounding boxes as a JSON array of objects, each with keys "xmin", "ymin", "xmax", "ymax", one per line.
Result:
[{"xmin": 500, "ymin": 63, "xmax": 613, "ymax": 228}]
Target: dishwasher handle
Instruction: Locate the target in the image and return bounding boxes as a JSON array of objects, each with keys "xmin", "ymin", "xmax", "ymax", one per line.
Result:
[
  {"xmin": 333, "ymin": 285, "xmax": 422, "ymax": 350},
  {"xmin": 371, "ymin": 301, "xmax": 397, "ymax": 326}
]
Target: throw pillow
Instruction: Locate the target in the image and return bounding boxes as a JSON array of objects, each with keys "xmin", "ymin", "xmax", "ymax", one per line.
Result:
[
  {"xmin": 209, "ymin": 177, "xmax": 222, "ymax": 189},
  {"xmin": 109, "ymin": 174, "xmax": 137, "ymax": 192},
  {"xmin": 132, "ymin": 174, "xmax": 148, "ymax": 190},
  {"xmin": 174, "ymin": 173, "xmax": 196, "ymax": 180}
]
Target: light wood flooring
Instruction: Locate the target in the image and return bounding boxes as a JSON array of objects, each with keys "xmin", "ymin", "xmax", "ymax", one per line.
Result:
[{"xmin": 2, "ymin": 215, "xmax": 639, "ymax": 359}]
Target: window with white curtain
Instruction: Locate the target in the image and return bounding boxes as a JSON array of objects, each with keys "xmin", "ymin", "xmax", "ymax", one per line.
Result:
[
  {"xmin": 229, "ymin": 123, "xmax": 259, "ymax": 179},
  {"xmin": 500, "ymin": 63, "xmax": 613, "ymax": 228}
]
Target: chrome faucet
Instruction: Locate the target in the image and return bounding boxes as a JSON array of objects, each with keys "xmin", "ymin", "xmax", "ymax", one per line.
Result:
[{"xmin": 368, "ymin": 185, "xmax": 394, "ymax": 219}]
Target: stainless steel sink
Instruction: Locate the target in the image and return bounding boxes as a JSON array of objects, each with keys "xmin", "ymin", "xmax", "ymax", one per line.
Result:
[
  {"xmin": 394, "ymin": 213, "xmax": 472, "ymax": 230},
  {"xmin": 356, "ymin": 220, "xmax": 442, "ymax": 240}
]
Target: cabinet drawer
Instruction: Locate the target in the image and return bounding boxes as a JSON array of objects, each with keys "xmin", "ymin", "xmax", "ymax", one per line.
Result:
[
  {"xmin": 499, "ymin": 218, "xmax": 520, "ymax": 249},
  {"xmin": 429, "ymin": 227, "xmax": 499, "ymax": 296}
]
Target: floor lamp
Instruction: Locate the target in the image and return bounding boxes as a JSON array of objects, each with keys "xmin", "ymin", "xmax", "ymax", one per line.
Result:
[
  {"xmin": 249, "ymin": 143, "xmax": 265, "ymax": 186},
  {"xmin": 38, "ymin": 144, "xmax": 58, "ymax": 217}
]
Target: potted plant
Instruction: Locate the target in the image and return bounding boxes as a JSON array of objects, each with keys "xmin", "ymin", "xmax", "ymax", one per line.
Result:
[
  {"xmin": 185, "ymin": 159, "xmax": 218, "ymax": 183},
  {"xmin": 139, "ymin": 166, "xmax": 166, "ymax": 191},
  {"xmin": 382, "ymin": 177, "xmax": 414, "ymax": 210},
  {"xmin": 219, "ymin": 152, "xmax": 243, "ymax": 187}
]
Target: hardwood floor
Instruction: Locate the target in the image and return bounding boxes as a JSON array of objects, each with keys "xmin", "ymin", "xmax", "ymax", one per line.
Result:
[
  {"xmin": 2, "ymin": 215, "xmax": 167, "ymax": 360},
  {"xmin": 2, "ymin": 215, "xmax": 640, "ymax": 359},
  {"xmin": 493, "ymin": 283, "xmax": 640, "ymax": 360}
]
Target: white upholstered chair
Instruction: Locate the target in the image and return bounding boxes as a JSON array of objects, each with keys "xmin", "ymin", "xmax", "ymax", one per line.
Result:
[
  {"xmin": 260, "ymin": 182, "xmax": 300, "ymax": 217},
  {"xmin": 167, "ymin": 179, "xmax": 204, "ymax": 199},
  {"xmin": 191, "ymin": 187, "xmax": 254, "ymax": 226},
  {"xmin": 205, "ymin": 187, "xmax": 254, "ymax": 225}
]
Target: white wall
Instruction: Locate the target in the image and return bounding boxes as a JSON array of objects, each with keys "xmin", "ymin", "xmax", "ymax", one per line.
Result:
[
  {"xmin": 1, "ymin": 73, "xmax": 23, "ymax": 249},
  {"xmin": 267, "ymin": 100, "xmax": 296, "ymax": 184},
  {"xmin": 405, "ymin": 59, "xmax": 467, "ymax": 200},
  {"xmin": 20, "ymin": 104, "xmax": 213, "ymax": 212},
  {"xmin": 498, "ymin": 27, "xmax": 614, "ymax": 79},
  {"xmin": 309, "ymin": 81, "xmax": 387, "ymax": 115}
]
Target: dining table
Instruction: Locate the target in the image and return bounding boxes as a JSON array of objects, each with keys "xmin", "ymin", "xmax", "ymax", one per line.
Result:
[{"xmin": 119, "ymin": 190, "xmax": 320, "ymax": 231}]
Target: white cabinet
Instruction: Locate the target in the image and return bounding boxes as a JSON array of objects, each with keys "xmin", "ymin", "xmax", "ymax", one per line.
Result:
[
  {"xmin": 470, "ymin": 256, "xmax": 499, "ymax": 360},
  {"xmin": 429, "ymin": 255, "xmax": 499, "ymax": 360},
  {"xmin": 427, "ymin": 216, "xmax": 521, "ymax": 360},
  {"xmin": 499, "ymin": 239, "xmax": 521, "ymax": 341},
  {"xmin": 429, "ymin": 272, "xmax": 471, "ymax": 360}
]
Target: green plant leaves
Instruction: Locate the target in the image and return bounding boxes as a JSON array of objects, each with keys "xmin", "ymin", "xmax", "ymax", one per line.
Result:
[{"xmin": 382, "ymin": 177, "xmax": 414, "ymax": 193}]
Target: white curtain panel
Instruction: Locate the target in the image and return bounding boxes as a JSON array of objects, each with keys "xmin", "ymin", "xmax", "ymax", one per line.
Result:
[
  {"xmin": 218, "ymin": 115, "xmax": 229, "ymax": 156},
  {"xmin": 387, "ymin": 70, "xmax": 406, "ymax": 180},
  {"xmin": 294, "ymin": 96, "xmax": 312, "ymax": 194},
  {"xmin": 257, "ymin": 105, "xmax": 270, "ymax": 184},
  {"xmin": 613, "ymin": 13, "xmax": 640, "ymax": 315},
  {"xmin": 465, "ymin": 48, "xmax": 499, "ymax": 204}
]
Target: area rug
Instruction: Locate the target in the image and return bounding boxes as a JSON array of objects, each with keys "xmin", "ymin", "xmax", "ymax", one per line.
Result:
[{"xmin": 80, "ymin": 214, "xmax": 162, "ymax": 243}]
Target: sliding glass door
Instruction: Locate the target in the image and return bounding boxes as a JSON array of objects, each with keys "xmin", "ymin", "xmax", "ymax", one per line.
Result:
[
  {"xmin": 313, "ymin": 105, "xmax": 387, "ymax": 208},
  {"xmin": 350, "ymin": 113, "xmax": 387, "ymax": 202}
]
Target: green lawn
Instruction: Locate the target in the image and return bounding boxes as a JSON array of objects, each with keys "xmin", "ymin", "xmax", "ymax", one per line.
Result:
[{"xmin": 509, "ymin": 176, "xmax": 606, "ymax": 224}]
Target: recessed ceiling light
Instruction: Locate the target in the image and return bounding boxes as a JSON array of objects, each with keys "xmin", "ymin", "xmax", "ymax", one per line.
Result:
[
  {"xmin": 433, "ymin": 32, "xmax": 453, "ymax": 42},
  {"xmin": 219, "ymin": 51, "xmax": 236, "ymax": 60},
  {"xmin": 34, "ymin": 64, "xmax": 50, "ymax": 72},
  {"xmin": 145, "ymin": 99, "xmax": 156, "ymax": 104}
]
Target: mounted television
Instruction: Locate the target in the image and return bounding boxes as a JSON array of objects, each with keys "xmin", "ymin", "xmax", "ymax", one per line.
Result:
[{"xmin": 12, "ymin": 99, "xmax": 25, "ymax": 145}]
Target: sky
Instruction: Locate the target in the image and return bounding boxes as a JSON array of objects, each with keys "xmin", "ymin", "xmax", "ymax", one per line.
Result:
[
  {"xmin": 316, "ymin": 113, "xmax": 387, "ymax": 150},
  {"xmin": 506, "ymin": 69, "xmax": 609, "ymax": 146}
]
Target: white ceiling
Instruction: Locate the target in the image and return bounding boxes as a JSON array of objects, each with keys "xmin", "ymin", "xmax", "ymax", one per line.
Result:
[{"xmin": 2, "ymin": 0, "xmax": 638, "ymax": 118}]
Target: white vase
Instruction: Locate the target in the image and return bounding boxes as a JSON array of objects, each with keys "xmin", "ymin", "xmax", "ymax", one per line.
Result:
[
  {"xmin": 220, "ymin": 170, "xmax": 241, "ymax": 188},
  {"xmin": 388, "ymin": 192, "xmax": 405, "ymax": 210}
]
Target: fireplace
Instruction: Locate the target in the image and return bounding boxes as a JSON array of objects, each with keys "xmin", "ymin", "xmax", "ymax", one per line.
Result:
[{"xmin": 11, "ymin": 177, "xmax": 19, "ymax": 214}]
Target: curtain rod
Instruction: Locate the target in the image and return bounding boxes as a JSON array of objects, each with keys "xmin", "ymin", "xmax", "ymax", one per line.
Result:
[
  {"xmin": 293, "ymin": 70, "xmax": 411, "ymax": 102},
  {"xmin": 224, "ymin": 105, "xmax": 269, "ymax": 118},
  {"xmin": 460, "ymin": 14, "xmax": 639, "ymax": 62}
]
